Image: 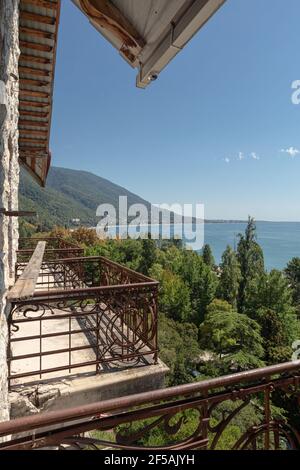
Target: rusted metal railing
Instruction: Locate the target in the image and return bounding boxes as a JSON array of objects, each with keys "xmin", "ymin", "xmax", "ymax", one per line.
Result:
[
  {"xmin": 8, "ymin": 256, "xmax": 159, "ymax": 386},
  {"xmin": 17, "ymin": 237, "xmax": 84, "ymax": 263},
  {"xmin": 19, "ymin": 237, "xmax": 81, "ymax": 250},
  {"xmin": 1, "ymin": 361, "xmax": 300, "ymax": 450}
]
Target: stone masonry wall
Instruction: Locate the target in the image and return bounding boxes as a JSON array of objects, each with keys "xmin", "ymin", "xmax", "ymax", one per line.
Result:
[{"xmin": 0, "ymin": 0, "xmax": 20, "ymax": 423}]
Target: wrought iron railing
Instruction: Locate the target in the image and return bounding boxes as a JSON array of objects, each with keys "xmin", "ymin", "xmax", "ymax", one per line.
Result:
[
  {"xmin": 1, "ymin": 361, "xmax": 300, "ymax": 450},
  {"xmin": 17, "ymin": 237, "xmax": 84, "ymax": 263},
  {"xmin": 8, "ymin": 256, "xmax": 159, "ymax": 386},
  {"xmin": 19, "ymin": 237, "xmax": 81, "ymax": 250},
  {"xmin": 16, "ymin": 255, "xmax": 156, "ymax": 291}
]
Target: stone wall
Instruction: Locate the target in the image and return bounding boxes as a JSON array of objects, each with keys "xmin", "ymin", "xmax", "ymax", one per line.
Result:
[{"xmin": 0, "ymin": 0, "xmax": 20, "ymax": 423}]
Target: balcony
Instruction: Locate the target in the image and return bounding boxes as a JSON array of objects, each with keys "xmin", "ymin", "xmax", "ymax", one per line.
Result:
[
  {"xmin": 4, "ymin": 238, "xmax": 300, "ymax": 451},
  {"xmin": 0, "ymin": 361, "xmax": 300, "ymax": 450},
  {"xmin": 7, "ymin": 238, "xmax": 166, "ymax": 415}
]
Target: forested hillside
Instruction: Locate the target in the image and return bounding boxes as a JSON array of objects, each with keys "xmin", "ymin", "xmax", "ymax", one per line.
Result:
[{"xmin": 19, "ymin": 166, "xmax": 151, "ymax": 231}]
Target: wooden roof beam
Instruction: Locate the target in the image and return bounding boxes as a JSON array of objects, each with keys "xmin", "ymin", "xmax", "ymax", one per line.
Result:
[
  {"xmin": 20, "ymin": 26, "xmax": 55, "ymax": 40},
  {"xmin": 20, "ymin": 77, "xmax": 49, "ymax": 86},
  {"xmin": 19, "ymin": 119, "xmax": 49, "ymax": 127},
  {"xmin": 20, "ymin": 143, "xmax": 47, "ymax": 148},
  {"xmin": 19, "ymin": 129, "xmax": 48, "ymax": 137},
  {"xmin": 19, "ymin": 66, "xmax": 50, "ymax": 77},
  {"xmin": 20, "ymin": 100, "xmax": 50, "ymax": 108},
  {"xmin": 20, "ymin": 110, "xmax": 49, "ymax": 118},
  {"xmin": 21, "ymin": 12, "xmax": 56, "ymax": 25},
  {"xmin": 20, "ymin": 90, "xmax": 49, "ymax": 99},
  {"xmin": 19, "ymin": 137, "xmax": 47, "ymax": 144},
  {"xmin": 20, "ymin": 149, "xmax": 48, "ymax": 156},
  {"xmin": 20, "ymin": 40, "xmax": 53, "ymax": 52},
  {"xmin": 21, "ymin": 0, "xmax": 59, "ymax": 10},
  {"xmin": 20, "ymin": 54, "xmax": 51, "ymax": 65}
]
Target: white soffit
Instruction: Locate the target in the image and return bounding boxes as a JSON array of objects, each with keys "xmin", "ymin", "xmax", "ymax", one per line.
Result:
[{"xmin": 72, "ymin": 0, "xmax": 227, "ymax": 88}]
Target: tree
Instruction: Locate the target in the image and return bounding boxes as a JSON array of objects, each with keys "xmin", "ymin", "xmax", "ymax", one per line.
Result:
[
  {"xmin": 158, "ymin": 315, "xmax": 201, "ymax": 386},
  {"xmin": 155, "ymin": 244, "xmax": 184, "ymax": 275},
  {"xmin": 68, "ymin": 226, "xmax": 99, "ymax": 246},
  {"xmin": 244, "ymin": 270, "xmax": 300, "ymax": 363},
  {"xmin": 139, "ymin": 238, "xmax": 157, "ymax": 275},
  {"xmin": 19, "ymin": 219, "xmax": 36, "ymax": 238},
  {"xmin": 244, "ymin": 269, "xmax": 294, "ymax": 317},
  {"xmin": 206, "ymin": 299, "xmax": 233, "ymax": 315},
  {"xmin": 199, "ymin": 300, "xmax": 264, "ymax": 372},
  {"xmin": 285, "ymin": 257, "xmax": 300, "ymax": 307},
  {"xmin": 218, "ymin": 246, "xmax": 241, "ymax": 307},
  {"xmin": 202, "ymin": 244, "xmax": 215, "ymax": 267},
  {"xmin": 149, "ymin": 264, "xmax": 192, "ymax": 322},
  {"xmin": 257, "ymin": 308, "xmax": 293, "ymax": 363},
  {"xmin": 179, "ymin": 250, "xmax": 218, "ymax": 324},
  {"xmin": 237, "ymin": 217, "xmax": 264, "ymax": 311}
]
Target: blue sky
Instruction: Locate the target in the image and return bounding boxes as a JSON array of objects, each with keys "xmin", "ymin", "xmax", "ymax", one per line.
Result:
[{"xmin": 50, "ymin": 0, "xmax": 300, "ymax": 221}]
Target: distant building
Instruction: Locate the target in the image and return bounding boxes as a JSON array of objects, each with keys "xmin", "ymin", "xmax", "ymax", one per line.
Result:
[{"xmin": 71, "ymin": 218, "xmax": 81, "ymax": 225}]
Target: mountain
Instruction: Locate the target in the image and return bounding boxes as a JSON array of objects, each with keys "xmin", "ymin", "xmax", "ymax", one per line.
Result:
[{"xmin": 19, "ymin": 166, "xmax": 152, "ymax": 231}]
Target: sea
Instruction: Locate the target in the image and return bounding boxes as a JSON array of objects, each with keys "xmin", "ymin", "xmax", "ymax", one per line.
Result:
[
  {"xmin": 101, "ymin": 221, "xmax": 300, "ymax": 271},
  {"xmin": 203, "ymin": 222, "xmax": 300, "ymax": 271}
]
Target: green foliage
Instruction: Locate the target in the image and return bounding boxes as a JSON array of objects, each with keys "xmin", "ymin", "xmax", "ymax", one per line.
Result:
[
  {"xmin": 139, "ymin": 238, "xmax": 157, "ymax": 275},
  {"xmin": 155, "ymin": 244, "xmax": 184, "ymax": 274},
  {"xmin": 202, "ymin": 244, "xmax": 215, "ymax": 267},
  {"xmin": 244, "ymin": 270, "xmax": 300, "ymax": 363},
  {"xmin": 218, "ymin": 245, "xmax": 241, "ymax": 307},
  {"xmin": 208, "ymin": 400, "xmax": 262, "ymax": 449},
  {"xmin": 199, "ymin": 300, "xmax": 264, "ymax": 372},
  {"xmin": 150, "ymin": 264, "xmax": 192, "ymax": 322},
  {"xmin": 150, "ymin": 247, "xmax": 218, "ymax": 324},
  {"xmin": 237, "ymin": 217, "xmax": 264, "ymax": 311},
  {"xmin": 206, "ymin": 298, "xmax": 233, "ymax": 315},
  {"xmin": 115, "ymin": 400, "xmax": 263, "ymax": 450},
  {"xmin": 178, "ymin": 250, "xmax": 218, "ymax": 324},
  {"xmin": 158, "ymin": 315, "xmax": 201, "ymax": 386},
  {"xmin": 244, "ymin": 269, "xmax": 294, "ymax": 316},
  {"xmin": 285, "ymin": 257, "xmax": 300, "ymax": 307},
  {"xmin": 19, "ymin": 219, "xmax": 36, "ymax": 238},
  {"xmin": 85, "ymin": 238, "xmax": 144, "ymax": 271},
  {"xmin": 256, "ymin": 308, "xmax": 293, "ymax": 363},
  {"xmin": 116, "ymin": 409, "xmax": 200, "ymax": 447}
]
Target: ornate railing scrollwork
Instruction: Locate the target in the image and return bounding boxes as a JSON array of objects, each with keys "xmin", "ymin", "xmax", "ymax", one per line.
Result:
[
  {"xmin": 8, "ymin": 254, "xmax": 159, "ymax": 386},
  {"xmin": 1, "ymin": 361, "xmax": 300, "ymax": 450}
]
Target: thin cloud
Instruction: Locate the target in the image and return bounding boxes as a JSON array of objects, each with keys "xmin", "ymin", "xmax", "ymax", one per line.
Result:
[
  {"xmin": 223, "ymin": 151, "xmax": 261, "ymax": 163},
  {"xmin": 281, "ymin": 147, "xmax": 300, "ymax": 158}
]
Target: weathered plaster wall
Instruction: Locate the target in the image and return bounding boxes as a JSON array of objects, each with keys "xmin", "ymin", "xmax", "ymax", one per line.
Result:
[
  {"xmin": 10, "ymin": 361, "xmax": 169, "ymax": 419},
  {"xmin": 0, "ymin": 0, "xmax": 20, "ymax": 423}
]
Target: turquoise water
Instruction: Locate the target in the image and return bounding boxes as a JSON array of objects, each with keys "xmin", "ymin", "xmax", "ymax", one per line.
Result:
[{"xmin": 204, "ymin": 222, "xmax": 300, "ymax": 271}]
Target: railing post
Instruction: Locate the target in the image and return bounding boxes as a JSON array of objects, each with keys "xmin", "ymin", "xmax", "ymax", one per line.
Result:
[
  {"xmin": 96, "ymin": 304, "xmax": 100, "ymax": 374},
  {"xmin": 264, "ymin": 383, "xmax": 271, "ymax": 450},
  {"xmin": 69, "ymin": 316, "xmax": 72, "ymax": 374},
  {"xmin": 201, "ymin": 393, "xmax": 209, "ymax": 450},
  {"xmin": 6, "ymin": 307, "xmax": 12, "ymax": 391},
  {"xmin": 153, "ymin": 285, "xmax": 159, "ymax": 365}
]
